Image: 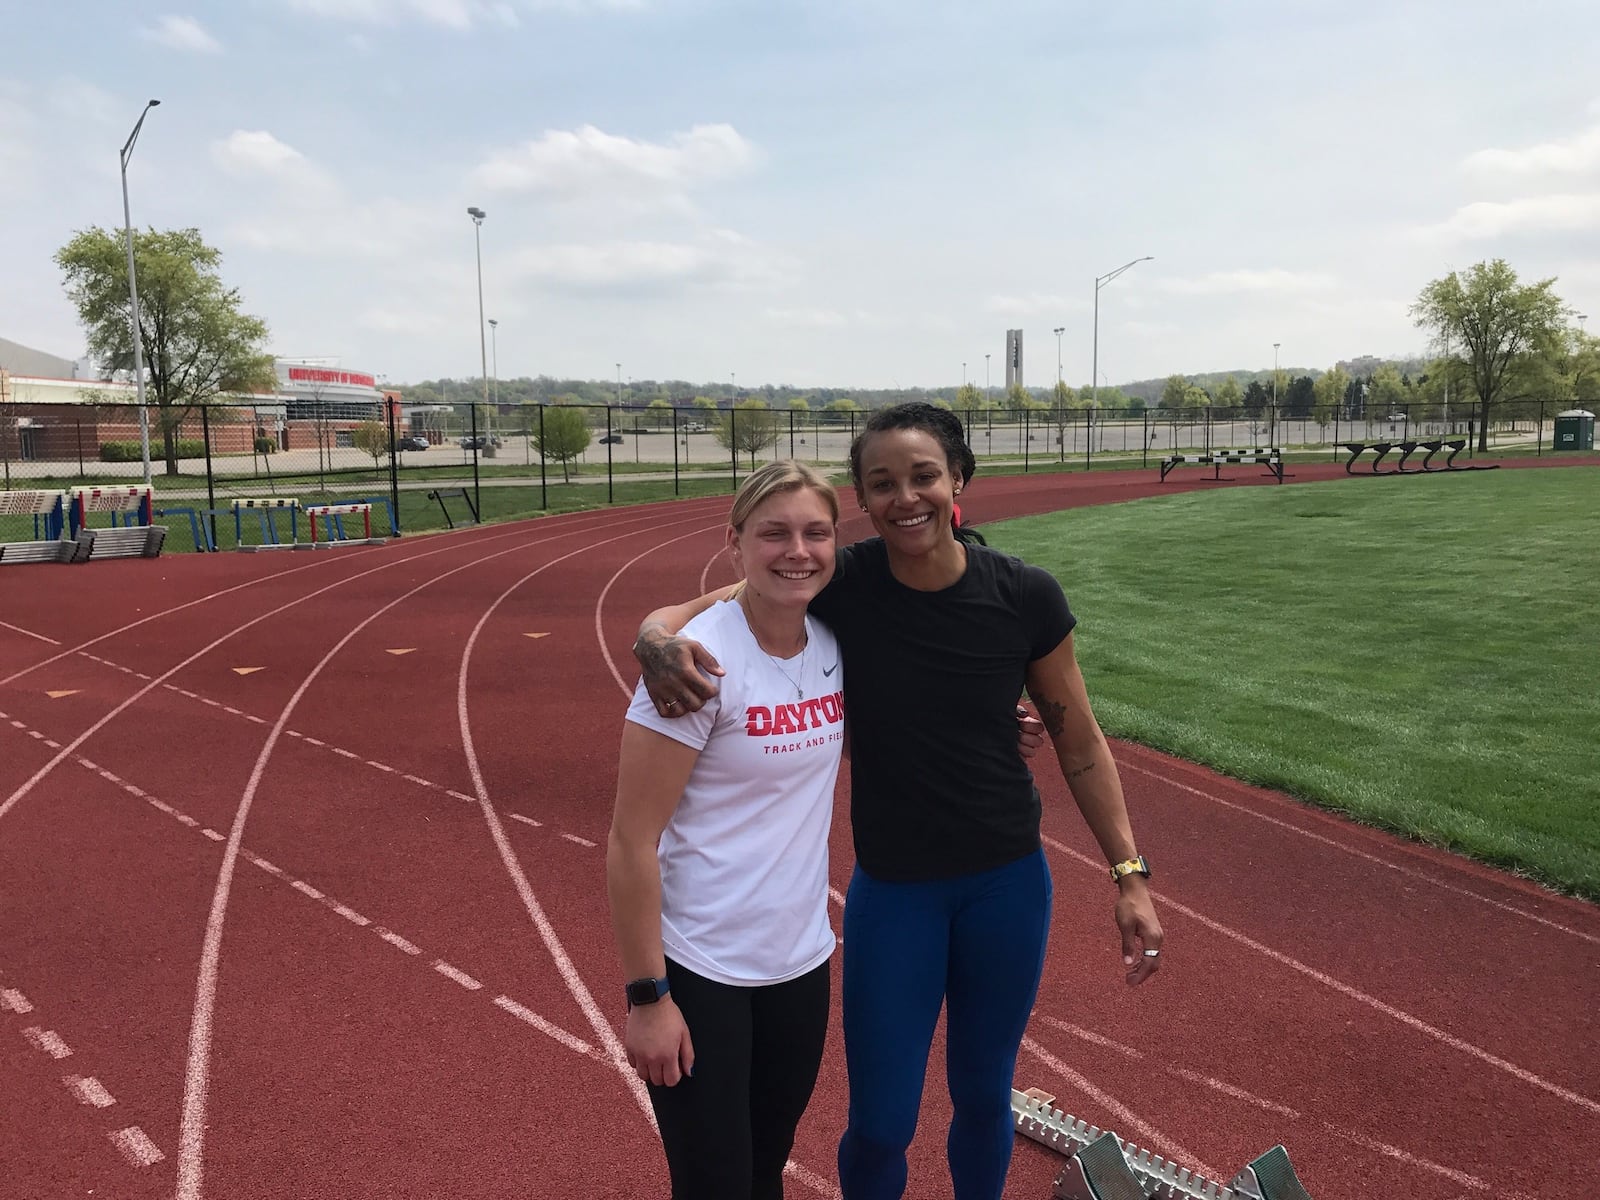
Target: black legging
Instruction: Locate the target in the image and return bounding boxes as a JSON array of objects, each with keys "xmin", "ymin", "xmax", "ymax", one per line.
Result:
[{"xmin": 648, "ymin": 957, "xmax": 831, "ymax": 1199}]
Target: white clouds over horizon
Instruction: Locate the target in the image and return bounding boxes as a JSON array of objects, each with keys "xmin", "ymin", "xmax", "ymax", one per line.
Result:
[
  {"xmin": 142, "ymin": 15, "xmax": 223, "ymax": 53},
  {"xmin": 472, "ymin": 124, "xmax": 757, "ymax": 203}
]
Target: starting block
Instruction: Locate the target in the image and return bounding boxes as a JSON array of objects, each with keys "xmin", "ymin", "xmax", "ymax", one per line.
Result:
[
  {"xmin": 1012, "ymin": 1088, "xmax": 1315, "ymax": 1200},
  {"xmin": 298, "ymin": 503, "xmax": 385, "ymax": 549}
]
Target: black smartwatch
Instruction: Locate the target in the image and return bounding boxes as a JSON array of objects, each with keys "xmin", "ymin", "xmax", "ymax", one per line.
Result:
[{"xmin": 625, "ymin": 976, "xmax": 670, "ymax": 1009}]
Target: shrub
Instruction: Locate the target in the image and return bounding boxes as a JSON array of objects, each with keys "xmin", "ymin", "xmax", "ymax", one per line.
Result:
[
  {"xmin": 99, "ymin": 439, "xmax": 207, "ymax": 462},
  {"xmin": 254, "ymin": 437, "xmax": 276, "ymax": 454}
]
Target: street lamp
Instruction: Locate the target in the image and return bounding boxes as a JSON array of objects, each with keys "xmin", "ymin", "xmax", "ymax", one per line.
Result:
[
  {"xmin": 120, "ymin": 98, "xmax": 160, "ymax": 485},
  {"xmin": 1053, "ymin": 326, "xmax": 1064, "ymax": 390},
  {"xmin": 466, "ymin": 206, "xmax": 488, "ymax": 507},
  {"xmin": 1092, "ymin": 256, "xmax": 1152, "ymax": 410},
  {"xmin": 487, "ymin": 318, "xmax": 500, "ymax": 407},
  {"xmin": 985, "ymin": 353, "xmax": 990, "ymax": 407}
]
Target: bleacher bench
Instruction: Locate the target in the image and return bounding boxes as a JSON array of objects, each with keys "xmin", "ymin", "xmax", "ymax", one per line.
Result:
[{"xmin": 1160, "ymin": 448, "xmax": 1284, "ymax": 483}]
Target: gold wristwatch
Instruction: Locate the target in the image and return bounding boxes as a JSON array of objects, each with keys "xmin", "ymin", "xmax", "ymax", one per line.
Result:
[{"xmin": 1109, "ymin": 855, "xmax": 1151, "ymax": 883}]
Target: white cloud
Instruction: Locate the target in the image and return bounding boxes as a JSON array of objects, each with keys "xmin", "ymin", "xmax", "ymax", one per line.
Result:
[
  {"xmin": 1463, "ymin": 126, "xmax": 1600, "ymax": 177},
  {"xmin": 765, "ymin": 307, "xmax": 848, "ymax": 328},
  {"xmin": 283, "ymin": 0, "xmax": 607, "ymax": 29},
  {"xmin": 1157, "ymin": 269, "xmax": 1337, "ymax": 296},
  {"xmin": 983, "ymin": 293, "xmax": 1071, "ymax": 316},
  {"xmin": 473, "ymin": 124, "xmax": 756, "ymax": 199},
  {"xmin": 211, "ymin": 130, "xmax": 338, "ymax": 199},
  {"xmin": 142, "ymin": 15, "xmax": 223, "ymax": 54},
  {"xmin": 1422, "ymin": 193, "xmax": 1600, "ymax": 240},
  {"xmin": 505, "ymin": 231, "xmax": 788, "ymax": 292}
]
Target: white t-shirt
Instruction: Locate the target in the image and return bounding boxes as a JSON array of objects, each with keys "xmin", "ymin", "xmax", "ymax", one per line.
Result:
[{"xmin": 625, "ymin": 599, "xmax": 844, "ymax": 986}]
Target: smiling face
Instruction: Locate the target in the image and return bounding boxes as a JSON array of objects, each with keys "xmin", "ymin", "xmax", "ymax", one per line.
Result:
[
  {"xmin": 856, "ymin": 427, "xmax": 963, "ymax": 556},
  {"xmin": 728, "ymin": 486, "xmax": 837, "ymax": 610}
]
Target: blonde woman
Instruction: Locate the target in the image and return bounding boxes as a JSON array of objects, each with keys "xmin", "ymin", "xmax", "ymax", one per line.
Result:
[{"xmin": 607, "ymin": 460, "xmax": 843, "ymax": 1200}]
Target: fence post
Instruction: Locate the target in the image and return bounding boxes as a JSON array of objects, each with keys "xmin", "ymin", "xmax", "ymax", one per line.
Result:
[
  {"xmin": 1536, "ymin": 399, "xmax": 1544, "ymax": 456},
  {"xmin": 605, "ymin": 405, "xmax": 615, "ymax": 505},
  {"xmin": 671, "ymin": 405, "xmax": 680, "ymax": 495},
  {"xmin": 201, "ymin": 405, "xmax": 218, "ymax": 550},
  {"xmin": 1022, "ymin": 407, "xmax": 1031, "ymax": 472},
  {"xmin": 729, "ymin": 407, "xmax": 738, "ymax": 490},
  {"xmin": 539, "ymin": 404, "xmax": 548, "ymax": 510},
  {"xmin": 387, "ymin": 398, "xmax": 401, "ymax": 534}
]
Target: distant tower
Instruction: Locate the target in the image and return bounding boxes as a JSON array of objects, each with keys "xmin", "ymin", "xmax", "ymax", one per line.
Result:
[{"xmin": 1005, "ymin": 329, "xmax": 1024, "ymax": 390}]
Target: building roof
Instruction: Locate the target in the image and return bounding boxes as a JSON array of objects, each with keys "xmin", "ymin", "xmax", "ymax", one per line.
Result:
[{"xmin": 0, "ymin": 336, "xmax": 78, "ymax": 379}]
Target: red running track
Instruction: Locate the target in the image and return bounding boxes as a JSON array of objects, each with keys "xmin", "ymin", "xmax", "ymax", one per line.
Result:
[{"xmin": 0, "ymin": 460, "xmax": 1595, "ymax": 1200}]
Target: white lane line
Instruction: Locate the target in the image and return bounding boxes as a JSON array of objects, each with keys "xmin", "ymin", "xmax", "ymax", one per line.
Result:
[
  {"xmin": 460, "ymin": 516, "xmax": 731, "ymax": 1133},
  {"xmin": 23, "ymin": 1027, "xmax": 72, "ymax": 1059},
  {"xmin": 560, "ymin": 833, "xmax": 597, "ymax": 849},
  {"xmin": 174, "ymin": 812, "xmax": 200, "ymax": 829},
  {"xmin": 403, "ymin": 774, "xmax": 434, "ymax": 787},
  {"xmin": 376, "ymin": 927, "xmax": 424, "ymax": 956},
  {"xmin": 304, "ymin": 737, "xmax": 327, "ymax": 747},
  {"xmin": 366, "ymin": 760, "xmax": 394, "ymax": 772},
  {"xmin": 109, "ymin": 1126, "xmax": 165, "ymax": 1167},
  {"xmin": 509, "ymin": 813, "xmax": 542, "ymax": 828},
  {"xmin": 446, "ymin": 789, "xmax": 475, "ymax": 803},
  {"xmin": 65, "ymin": 1075, "xmax": 117, "ymax": 1108},
  {"xmin": 782, "ymin": 1158, "xmax": 844, "ymax": 1200},
  {"xmin": 1042, "ymin": 832, "xmax": 1600, "ymax": 1118},
  {"xmin": 290, "ymin": 880, "xmax": 325, "ymax": 901},
  {"xmin": 1020, "ymin": 1036, "xmax": 1222, "ymax": 1183},
  {"xmin": 1, "ymin": 988, "xmax": 34, "ymax": 1014},
  {"xmin": 332, "ymin": 747, "xmax": 359, "ymax": 759},
  {"xmin": 432, "ymin": 961, "xmax": 484, "ymax": 991},
  {"xmin": 0, "ymin": 619, "xmax": 60, "ymax": 645},
  {"xmin": 201, "ymin": 828, "xmax": 225, "ymax": 842},
  {"xmin": 1038, "ymin": 1016, "xmax": 1142, "ymax": 1058},
  {"xmin": 327, "ymin": 901, "xmax": 371, "ymax": 927},
  {"xmin": 1119, "ymin": 757, "xmax": 1600, "ymax": 947},
  {"xmin": 1168, "ymin": 1067, "xmax": 1300, "ymax": 1119},
  {"xmin": 78, "ymin": 758, "xmax": 98, "ymax": 771},
  {"xmin": 1335, "ymin": 1128, "xmax": 1493, "ymax": 1192},
  {"xmin": 243, "ymin": 852, "xmax": 284, "ymax": 877},
  {"xmin": 492, "ymin": 996, "xmax": 592, "ymax": 1055}
]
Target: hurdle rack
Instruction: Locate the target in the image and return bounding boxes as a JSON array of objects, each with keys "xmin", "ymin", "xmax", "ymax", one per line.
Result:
[
  {"xmin": 0, "ymin": 490, "xmax": 72, "ymax": 564},
  {"xmin": 1012, "ymin": 1089, "xmax": 1314, "ymax": 1200},
  {"xmin": 1, "ymin": 487, "xmax": 166, "ymax": 565}
]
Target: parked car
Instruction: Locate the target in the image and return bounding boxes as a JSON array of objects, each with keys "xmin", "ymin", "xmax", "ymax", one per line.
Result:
[
  {"xmin": 459, "ymin": 435, "xmax": 503, "ymax": 449},
  {"xmin": 397, "ymin": 435, "xmax": 430, "ymax": 451},
  {"xmin": 599, "ymin": 434, "xmax": 625, "ymax": 444}
]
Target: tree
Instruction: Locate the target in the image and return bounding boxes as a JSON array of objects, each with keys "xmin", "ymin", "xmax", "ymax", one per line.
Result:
[
  {"xmin": 692, "ymin": 395, "xmax": 720, "ymax": 413},
  {"xmin": 787, "ymin": 396, "xmax": 810, "ymax": 411},
  {"xmin": 1212, "ymin": 376, "xmax": 1243, "ymax": 413},
  {"xmin": 1242, "ymin": 379, "xmax": 1270, "ymax": 418},
  {"xmin": 352, "ymin": 420, "xmax": 390, "ymax": 476},
  {"xmin": 1159, "ymin": 374, "xmax": 1191, "ymax": 410},
  {"xmin": 1283, "ymin": 375, "xmax": 1315, "ymax": 419},
  {"xmin": 533, "ymin": 405, "xmax": 591, "ymax": 482},
  {"xmin": 646, "ymin": 397, "xmax": 673, "ymax": 428},
  {"xmin": 954, "ymin": 383, "xmax": 982, "ymax": 412},
  {"xmin": 716, "ymin": 399, "xmax": 781, "ymax": 468},
  {"xmin": 1366, "ymin": 364, "xmax": 1409, "ymax": 415},
  {"xmin": 55, "ymin": 226, "xmax": 275, "ymax": 475},
  {"xmin": 1312, "ymin": 365, "xmax": 1352, "ymax": 415},
  {"xmin": 1412, "ymin": 259, "xmax": 1568, "ymax": 452}
]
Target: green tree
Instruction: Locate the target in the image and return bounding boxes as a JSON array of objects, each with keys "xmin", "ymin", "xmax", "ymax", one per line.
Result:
[
  {"xmin": 533, "ymin": 405, "xmax": 591, "ymax": 482},
  {"xmin": 1412, "ymin": 259, "xmax": 1568, "ymax": 452},
  {"xmin": 646, "ymin": 397, "xmax": 673, "ymax": 428},
  {"xmin": 787, "ymin": 396, "xmax": 810, "ymax": 411},
  {"xmin": 716, "ymin": 399, "xmax": 781, "ymax": 468},
  {"xmin": 55, "ymin": 226, "xmax": 276, "ymax": 475},
  {"xmin": 1367, "ymin": 364, "xmax": 1409, "ymax": 415},
  {"xmin": 1213, "ymin": 376, "xmax": 1243, "ymax": 413},
  {"xmin": 1159, "ymin": 374, "xmax": 1191, "ymax": 409},
  {"xmin": 351, "ymin": 420, "xmax": 390, "ymax": 475},
  {"xmin": 692, "ymin": 395, "xmax": 720, "ymax": 414},
  {"xmin": 1242, "ymin": 379, "xmax": 1270, "ymax": 417},
  {"xmin": 1312, "ymin": 365, "xmax": 1352, "ymax": 415},
  {"xmin": 954, "ymin": 383, "xmax": 982, "ymax": 412}
]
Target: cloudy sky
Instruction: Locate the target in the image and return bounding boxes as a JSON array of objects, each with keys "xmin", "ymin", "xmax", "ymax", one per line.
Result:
[{"xmin": 3, "ymin": 0, "xmax": 1598, "ymax": 390}]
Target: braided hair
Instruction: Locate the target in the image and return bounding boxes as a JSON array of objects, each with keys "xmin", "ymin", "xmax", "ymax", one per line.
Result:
[{"xmin": 848, "ymin": 402, "xmax": 977, "ymax": 494}]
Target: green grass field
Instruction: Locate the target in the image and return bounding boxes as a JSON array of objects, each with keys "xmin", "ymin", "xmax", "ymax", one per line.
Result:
[{"xmin": 984, "ymin": 467, "xmax": 1600, "ymax": 900}]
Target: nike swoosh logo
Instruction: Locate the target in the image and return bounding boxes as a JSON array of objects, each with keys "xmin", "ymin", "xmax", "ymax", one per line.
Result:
[{"xmin": 823, "ymin": 663, "xmax": 838, "ymax": 677}]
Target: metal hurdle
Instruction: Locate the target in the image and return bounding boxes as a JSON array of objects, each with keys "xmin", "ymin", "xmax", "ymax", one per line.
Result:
[
  {"xmin": 66, "ymin": 486, "xmax": 167, "ymax": 561},
  {"xmin": 228, "ymin": 497, "xmax": 299, "ymax": 550},
  {"xmin": 298, "ymin": 502, "xmax": 385, "ymax": 549},
  {"xmin": 1159, "ymin": 449, "xmax": 1285, "ymax": 484},
  {"xmin": 0, "ymin": 490, "xmax": 73, "ymax": 565},
  {"xmin": 1012, "ymin": 1088, "xmax": 1315, "ymax": 1200}
]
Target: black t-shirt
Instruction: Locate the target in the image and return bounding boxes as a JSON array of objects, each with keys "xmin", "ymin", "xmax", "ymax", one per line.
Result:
[{"xmin": 809, "ymin": 538, "xmax": 1076, "ymax": 881}]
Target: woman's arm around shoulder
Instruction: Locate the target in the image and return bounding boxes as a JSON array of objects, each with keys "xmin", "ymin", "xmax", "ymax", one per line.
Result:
[
  {"xmin": 1024, "ymin": 632, "xmax": 1163, "ymax": 986},
  {"xmin": 633, "ymin": 583, "xmax": 742, "ymax": 715}
]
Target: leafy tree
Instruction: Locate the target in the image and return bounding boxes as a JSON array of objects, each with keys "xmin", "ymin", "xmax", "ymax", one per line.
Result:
[
  {"xmin": 1366, "ymin": 364, "xmax": 1409, "ymax": 415},
  {"xmin": 352, "ymin": 420, "xmax": 390, "ymax": 474},
  {"xmin": 954, "ymin": 383, "xmax": 982, "ymax": 412},
  {"xmin": 692, "ymin": 395, "xmax": 720, "ymax": 412},
  {"xmin": 1159, "ymin": 374, "xmax": 1191, "ymax": 409},
  {"xmin": 717, "ymin": 399, "xmax": 781, "ymax": 468},
  {"xmin": 533, "ymin": 405, "xmax": 591, "ymax": 482},
  {"xmin": 55, "ymin": 226, "xmax": 276, "ymax": 475},
  {"xmin": 646, "ymin": 397, "xmax": 673, "ymax": 428},
  {"xmin": 1212, "ymin": 376, "xmax": 1243, "ymax": 413},
  {"xmin": 1283, "ymin": 375, "xmax": 1315, "ymax": 419},
  {"xmin": 1242, "ymin": 379, "xmax": 1270, "ymax": 418},
  {"xmin": 787, "ymin": 396, "xmax": 810, "ymax": 411},
  {"xmin": 1312, "ymin": 365, "xmax": 1352, "ymax": 415},
  {"xmin": 1412, "ymin": 259, "xmax": 1568, "ymax": 451}
]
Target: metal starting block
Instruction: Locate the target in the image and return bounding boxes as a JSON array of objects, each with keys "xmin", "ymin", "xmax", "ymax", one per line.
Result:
[{"xmin": 1012, "ymin": 1089, "xmax": 1314, "ymax": 1200}]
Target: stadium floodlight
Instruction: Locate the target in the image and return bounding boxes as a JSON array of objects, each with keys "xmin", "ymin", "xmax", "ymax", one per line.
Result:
[
  {"xmin": 120, "ymin": 99, "xmax": 161, "ymax": 486},
  {"xmin": 466, "ymin": 207, "xmax": 489, "ymax": 512},
  {"xmin": 1092, "ymin": 257, "xmax": 1151, "ymax": 411}
]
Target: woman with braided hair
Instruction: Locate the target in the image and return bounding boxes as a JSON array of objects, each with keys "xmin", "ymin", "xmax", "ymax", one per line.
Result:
[{"xmin": 633, "ymin": 402, "xmax": 1162, "ymax": 1200}]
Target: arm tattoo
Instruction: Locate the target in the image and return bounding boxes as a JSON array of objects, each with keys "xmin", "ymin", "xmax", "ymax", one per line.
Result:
[
  {"xmin": 1065, "ymin": 762, "xmax": 1097, "ymax": 783},
  {"xmin": 1034, "ymin": 696, "xmax": 1067, "ymax": 739}
]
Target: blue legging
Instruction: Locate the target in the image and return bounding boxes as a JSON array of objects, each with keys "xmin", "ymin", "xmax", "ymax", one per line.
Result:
[{"xmin": 837, "ymin": 848, "xmax": 1052, "ymax": 1200}]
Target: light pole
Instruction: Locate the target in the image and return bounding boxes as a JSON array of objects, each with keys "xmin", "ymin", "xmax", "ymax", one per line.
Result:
[
  {"xmin": 1272, "ymin": 342, "xmax": 1281, "ymax": 444},
  {"xmin": 1092, "ymin": 256, "xmax": 1152, "ymax": 410},
  {"xmin": 120, "ymin": 98, "xmax": 160, "ymax": 485},
  {"xmin": 1053, "ymin": 326, "xmax": 1064, "ymax": 389},
  {"xmin": 985, "ymin": 353, "xmax": 990, "ymax": 408},
  {"xmin": 466, "ymin": 206, "xmax": 488, "ymax": 509},
  {"xmin": 488, "ymin": 318, "xmax": 500, "ymax": 407}
]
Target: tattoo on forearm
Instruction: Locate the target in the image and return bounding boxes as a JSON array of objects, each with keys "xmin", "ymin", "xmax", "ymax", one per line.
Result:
[
  {"xmin": 1034, "ymin": 697, "xmax": 1067, "ymax": 739},
  {"xmin": 1065, "ymin": 762, "xmax": 1096, "ymax": 783}
]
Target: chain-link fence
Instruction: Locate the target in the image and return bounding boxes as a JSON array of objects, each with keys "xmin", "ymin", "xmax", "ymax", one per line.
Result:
[{"xmin": 0, "ymin": 396, "xmax": 1590, "ymax": 551}]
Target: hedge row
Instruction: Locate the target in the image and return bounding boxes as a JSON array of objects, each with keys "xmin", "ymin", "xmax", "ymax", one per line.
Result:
[{"xmin": 100, "ymin": 439, "xmax": 207, "ymax": 462}]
